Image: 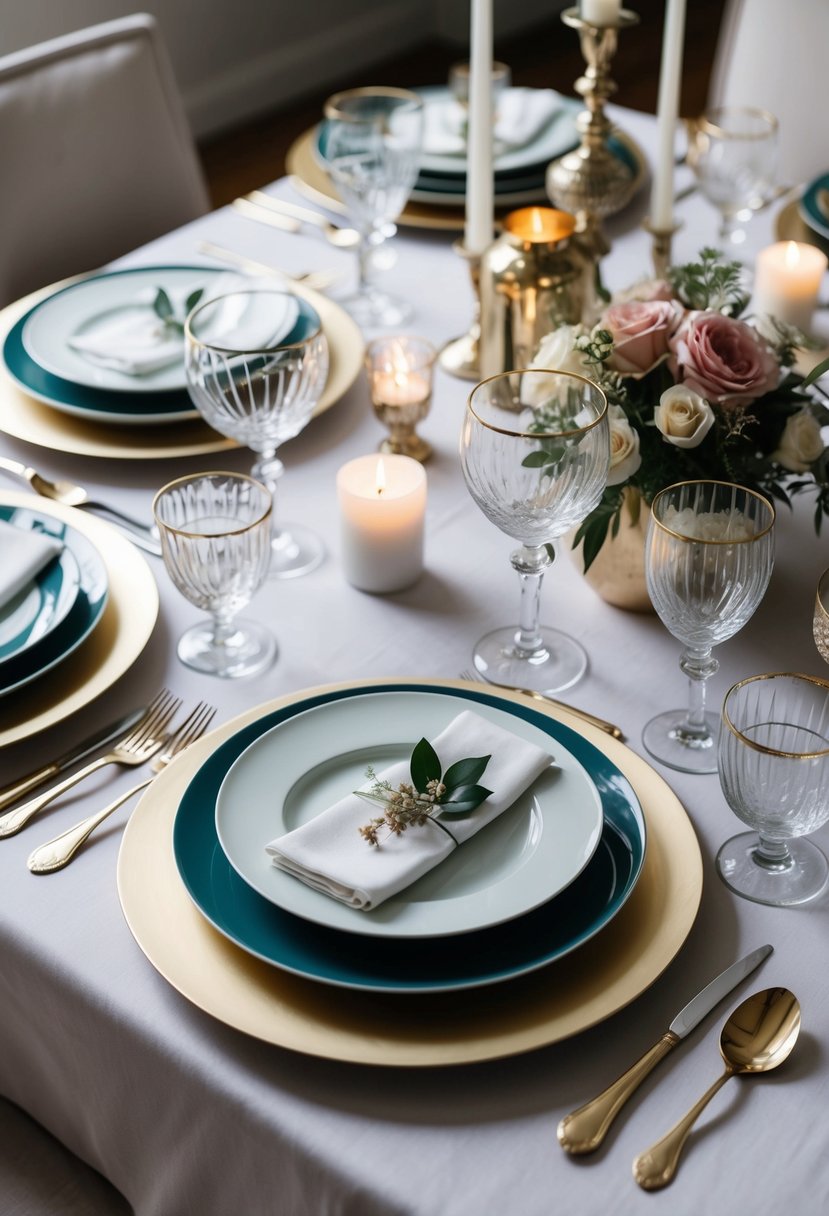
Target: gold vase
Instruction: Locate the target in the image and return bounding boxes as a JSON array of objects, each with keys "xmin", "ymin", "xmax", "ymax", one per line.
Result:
[
  {"xmin": 478, "ymin": 207, "xmax": 587, "ymax": 377},
  {"xmin": 569, "ymin": 488, "xmax": 653, "ymax": 613}
]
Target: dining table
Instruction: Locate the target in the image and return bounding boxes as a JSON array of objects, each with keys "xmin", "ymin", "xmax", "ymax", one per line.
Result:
[{"xmin": 1, "ymin": 102, "xmax": 828, "ymax": 1216}]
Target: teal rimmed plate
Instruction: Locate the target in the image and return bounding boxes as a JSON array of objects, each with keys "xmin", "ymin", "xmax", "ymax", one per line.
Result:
[
  {"xmin": 0, "ymin": 504, "xmax": 108, "ymax": 698},
  {"xmin": 173, "ymin": 683, "xmax": 645, "ymax": 993},
  {"xmin": 0, "ymin": 541, "xmax": 79, "ymax": 666},
  {"xmin": 799, "ymin": 172, "xmax": 829, "ymax": 241}
]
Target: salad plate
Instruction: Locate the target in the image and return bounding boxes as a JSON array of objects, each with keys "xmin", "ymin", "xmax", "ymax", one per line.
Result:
[{"xmin": 0, "ymin": 537, "xmax": 79, "ymax": 667}]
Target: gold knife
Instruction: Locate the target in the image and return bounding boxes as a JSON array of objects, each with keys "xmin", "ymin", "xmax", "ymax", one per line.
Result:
[{"xmin": 557, "ymin": 944, "xmax": 773, "ymax": 1155}]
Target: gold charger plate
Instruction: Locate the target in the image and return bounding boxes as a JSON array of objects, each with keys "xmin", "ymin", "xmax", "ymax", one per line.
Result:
[
  {"xmin": 775, "ymin": 197, "xmax": 829, "ymax": 257},
  {"xmin": 117, "ymin": 678, "xmax": 702, "ymax": 1067},
  {"xmin": 286, "ymin": 125, "xmax": 648, "ymax": 233},
  {"xmin": 0, "ymin": 492, "xmax": 158, "ymax": 748},
  {"xmin": 0, "ymin": 278, "xmax": 364, "ymax": 460}
]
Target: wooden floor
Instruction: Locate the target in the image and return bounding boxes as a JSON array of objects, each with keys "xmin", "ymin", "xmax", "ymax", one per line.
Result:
[{"xmin": 198, "ymin": 2, "xmax": 725, "ymax": 207}]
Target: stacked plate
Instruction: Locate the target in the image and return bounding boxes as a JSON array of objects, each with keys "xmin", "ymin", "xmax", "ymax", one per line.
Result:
[
  {"xmin": 119, "ymin": 679, "xmax": 703, "ymax": 1064},
  {"xmin": 798, "ymin": 172, "xmax": 829, "ymax": 249},
  {"xmin": 0, "ymin": 502, "xmax": 108, "ymax": 702}
]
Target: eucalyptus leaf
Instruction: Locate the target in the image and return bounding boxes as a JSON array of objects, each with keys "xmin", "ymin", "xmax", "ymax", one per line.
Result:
[
  {"xmin": 153, "ymin": 287, "xmax": 174, "ymax": 322},
  {"xmin": 443, "ymin": 754, "xmax": 491, "ymax": 792},
  {"xmin": 439, "ymin": 783, "xmax": 492, "ymax": 815},
  {"xmin": 185, "ymin": 287, "xmax": 205, "ymax": 314},
  {"xmin": 410, "ymin": 737, "xmax": 441, "ymax": 792}
]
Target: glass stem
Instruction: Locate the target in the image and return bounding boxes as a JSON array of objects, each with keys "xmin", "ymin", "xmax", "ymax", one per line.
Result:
[
  {"xmin": 357, "ymin": 233, "xmax": 373, "ymax": 297},
  {"xmin": 251, "ymin": 451, "xmax": 285, "ymax": 545},
  {"xmin": 678, "ymin": 645, "xmax": 719, "ymax": 742},
  {"xmin": 209, "ymin": 614, "xmax": 236, "ymax": 649},
  {"xmin": 753, "ymin": 834, "xmax": 794, "ymax": 872},
  {"xmin": 511, "ymin": 544, "xmax": 552, "ymax": 657}
]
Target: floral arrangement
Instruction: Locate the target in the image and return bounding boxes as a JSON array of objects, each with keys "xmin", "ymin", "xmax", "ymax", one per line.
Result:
[
  {"xmin": 357, "ymin": 740, "xmax": 491, "ymax": 846},
  {"xmin": 530, "ymin": 248, "xmax": 829, "ymax": 569}
]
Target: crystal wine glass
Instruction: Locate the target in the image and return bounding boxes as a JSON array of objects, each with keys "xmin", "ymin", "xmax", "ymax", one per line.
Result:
[
  {"xmin": 717, "ymin": 672, "xmax": 829, "ymax": 906},
  {"xmin": 185, "ymin": 289, "xmax": 329, "ymax": 578},
  {"xmin": 690, "ymin": 106, "xmax": 778, "ymax": 247},
  {"xmin": 460, "ymin": 369, "xmax": 609, "ymax": 693},
  {"xmin": 322, "ymin": 87, "xmax": 424, "ymax": 329},
  {"xmin": 643, "ymin": 480, "xmax": 775, "ymax": 774},
  {"xmin": 153, "ymin": 472, "xmax": 275, "ymax": 679}
]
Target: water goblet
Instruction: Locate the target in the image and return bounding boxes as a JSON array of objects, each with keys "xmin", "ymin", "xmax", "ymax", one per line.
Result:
[
  {"xmin": 185, "ymin": 289, "xmax": 329, "ymax": 578},
  {"xmin": 153, "ymin": 472, "xmax": 275, "ymax": 679},
  {"xmin": 643, "ymin": 480, "xmax": 775, "ymax": 774},
  {"xmin": 322, "ymin": 87, "xmax": 424, "ymax": 329},
  {"xmin": 460, "ymin": 369, "xmax": 609, "ymax": 693},
  {"xmin": 689, "ymin": 106, "xmax": 778, "ymax": 247},
  {"xmin": 717, "ymin": 672, "xmax": 829, "ymax": 906}
]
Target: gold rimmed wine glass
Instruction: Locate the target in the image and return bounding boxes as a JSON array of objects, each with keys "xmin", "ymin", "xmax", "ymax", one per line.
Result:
[
  {"xmin": 689, "ymin": 106, "xmax": 778, "ymax": 247},
  {"xmin": 459, "ymin": 368, "xmax": 609, "ymax": 693}
]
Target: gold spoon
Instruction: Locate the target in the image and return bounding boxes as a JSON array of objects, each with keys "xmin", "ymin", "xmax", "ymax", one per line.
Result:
[{"xmin": 633, "ymin": 987, "xmax": 800, "ymax": 1191}]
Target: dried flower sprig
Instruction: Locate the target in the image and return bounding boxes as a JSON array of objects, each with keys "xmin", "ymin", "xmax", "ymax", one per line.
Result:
[{"xmin": 357, "ymin": 738, "xmax": 492, "ymax": 846}]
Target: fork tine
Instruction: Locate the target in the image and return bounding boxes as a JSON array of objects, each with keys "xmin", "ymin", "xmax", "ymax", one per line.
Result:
[
  {"xmin": 164, "ymin": 702, "xmax": 217, "ymax": 757},
  {"xmin": 127, "ymin": 690, "xmax": 182, "ymax": 749}
]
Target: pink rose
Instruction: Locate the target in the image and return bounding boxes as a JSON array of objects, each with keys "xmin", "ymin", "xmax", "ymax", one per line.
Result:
[
  {"xmin": 669, "ymin": 312, "xmax": 779, "ymax": 409},
  {"xmin": 601, "ymin": 299, "xmax": 681, "ymax": 378},
  {"xmin": 612, "ymin": 277, "xmax": 675, "ymax": 304}
]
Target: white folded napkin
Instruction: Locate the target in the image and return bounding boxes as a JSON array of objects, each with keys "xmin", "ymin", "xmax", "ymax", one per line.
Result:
[
  {"xmin": 422, "ymin": 87, "xmax": 564, "ymax": 159},
  {"xmin": 265, "ymin": 709, "xmax": 553, "ymax": 911},
  {"xmin": 0, "ymin": 520, "xmax": 63, "ymax": 612},
  {"xmin": 67, "ymin": 274, "xmax": 300, "ymax": 377}
]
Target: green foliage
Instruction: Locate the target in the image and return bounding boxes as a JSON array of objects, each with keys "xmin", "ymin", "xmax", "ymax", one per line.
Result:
[
  {"xmin": 668, "ymin": 247, "xmax": 750, "ymax": 316},
  {"xmin": 152, "ymin": 285, "xmax": 204, "ymax": 334}
]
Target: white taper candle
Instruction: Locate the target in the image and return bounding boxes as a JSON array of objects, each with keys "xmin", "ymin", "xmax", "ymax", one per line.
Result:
[
  {"xmin": 465, "ymin": 0, "xmax": 494, "ymax": 255},
  {"xmin": 651, "ymin": 0, "xmax": 687, "ymax": 231}
]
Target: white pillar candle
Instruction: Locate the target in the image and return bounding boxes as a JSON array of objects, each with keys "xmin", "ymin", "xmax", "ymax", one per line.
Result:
[
  {"xmin": 337, "ymin": 455, "xmax": 427, "ymax": 593},
  {"xmin": 464, "ymin": 0, "xmax": 494, "ymax": 255},
  {"xmin": 650, "ymin": 0, "xmax": 687, "ymax": 232},
  {"xmin": 753, "ymin": 241, "xmax": 828, "ymax": 333},
  {"xmin": 580, "ymin": 0, "xmax": 622, "ymax": 24}
]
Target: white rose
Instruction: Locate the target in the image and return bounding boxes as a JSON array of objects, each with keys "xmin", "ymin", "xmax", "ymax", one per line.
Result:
[
  {"xmin": 655, "ymin": 385, "xmax": 715, "ymax": 449},
  {"xmin": 606, "ymin": 404, "xmax": 641, "ymax": 486},
  {"xmin": 530, "ymin": 325, "xmax": 591, "ymax": 377},
  {"xmin": 772, "ymin": 410, "xmax": 824, "ymax": 472}
]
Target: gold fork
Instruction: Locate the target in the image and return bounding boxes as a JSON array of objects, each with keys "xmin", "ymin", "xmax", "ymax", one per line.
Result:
[
  {"xmin": 458, "ymin": 671, "xmax": 624, "ymax": 741},
  {"xmin": 27, "ymin": 702, "xmax": 217, "ymax": 873},
  {"xmin": 0, "ymin": 690, "xmax": 181, "ymax": 838}
]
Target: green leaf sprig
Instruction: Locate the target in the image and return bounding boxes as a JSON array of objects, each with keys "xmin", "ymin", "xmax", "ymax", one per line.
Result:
[
  {"xmin": 357, "ymin": 739, "xmax": 492, "ymax": 846},
  {"xmin": 152, "ymin": 286, "xmax": 204, "ymax": 334}
]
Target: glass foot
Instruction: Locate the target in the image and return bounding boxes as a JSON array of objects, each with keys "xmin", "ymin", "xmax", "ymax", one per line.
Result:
[
  {"xmin": 177, "ymin": 619, "xmax": 276, "ymax": 679},
  {"xmin": 717, "ymin": 832, "xmax": 829, "ymax": 906},
  {"xmin": 341, "ymin": 287, "xmax": 413, "ymax": 329},
  {"xmin": 642, "ymin": 708, "xmax": 720, "ymax": 774},
  {"xmin": 270, "ymin": 524, "xmax": 325, "ymax": 579},
  {"xmin": 472, "ymin": 625, "xmax": 587, "ymax": 694}
]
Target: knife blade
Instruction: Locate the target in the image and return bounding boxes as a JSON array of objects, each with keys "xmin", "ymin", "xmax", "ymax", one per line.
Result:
[
  {"xmin": 0, "ymin": 707, "xmax": 146, "ymax": 814},
  {"xmin": 556, "ymin": 944, "xmax": 773, "ymax": 1155}
]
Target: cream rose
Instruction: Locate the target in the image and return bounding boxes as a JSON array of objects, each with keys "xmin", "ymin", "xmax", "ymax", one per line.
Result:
[
  {"xmin": 529, "ymin": 325, "xmax": 591, "ymax": 378},
  {"xmin": 654, "ymin": 385, "xmax": 715, "ymax": 449},
  {"xmin": 772, "ymin": 410, "xmax": 824, "ymax": 472},
  {"xmin": 606, "ymin": 404, "xmax": 641, "ymax": 486}
]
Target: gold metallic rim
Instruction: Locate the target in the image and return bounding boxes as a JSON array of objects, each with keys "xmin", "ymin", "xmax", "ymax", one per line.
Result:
[
  {"xmin": 184, "ymin": 289, "xmax": 323, "ymax": 355},
  {"xmin": 649, "ymin": 480, "xmax": 775, "ymax": 544},
  {"xmin": 153, "ymin": 471, "xmax": 272, "ymax": 539},
  {"xmin": 697, "ymin": 106, "xmax": 779, "ymax": 139},
  {"xmin": 0, "ymin": 492, "xmax": 159, "ymax": 748},
  {"xmin": 467, "ymin": 369, "xmax": 608, "ymax": 439},
  {"xmin": 117, "ymin": 677, "xmax": 702, "ymax": 1067},
  {"xmin": 0, "ymin": 279, "xmax": 364, "ymax": 459},
  {"xmin": 722, "ymin": 671, "xmax": 829, "ymax": 759},
  {"xmin": 324, "ymin": 86, "xmax": 423, "ymax": 121}
]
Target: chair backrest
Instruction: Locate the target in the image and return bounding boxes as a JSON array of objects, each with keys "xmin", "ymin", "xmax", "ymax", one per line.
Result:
[
  {"xmin": 0, "ymin": 13, "xmax": 210, "ymax": 307},
  {"xmin": 708, "ymin": 0, "xmax": 829, "ymax": 184}
]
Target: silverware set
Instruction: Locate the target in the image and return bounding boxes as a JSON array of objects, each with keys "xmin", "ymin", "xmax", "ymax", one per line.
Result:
[
  {"xmin": 558, "ymin": 946, "xmax": 801, "ymax": 1190},
  {"xmin": 0, "ymin": 691, "xmax": 216, "ymax": 872}
]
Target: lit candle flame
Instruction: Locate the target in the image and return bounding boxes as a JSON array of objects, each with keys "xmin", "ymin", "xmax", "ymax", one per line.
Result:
[
  {"xmin": 785, "ymin": 241, "xmax": 802, "ymax": 269},
  {"xmin": 531, "ymin": 208, "xmax": 544, "ymax": 236},
  {"xmin": 384, "ymin": 340, "xmax": 411, "ymax": 391},
  {"xmin": 375, "ymin": 457, "xmax": 386, "ymax": 496}
]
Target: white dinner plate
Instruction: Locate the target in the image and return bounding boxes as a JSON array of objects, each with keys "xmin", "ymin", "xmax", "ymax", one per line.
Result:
[
  {"xmin": 215, "ymin": 689, "xmax": 603, "ymax": 939},
  {"xmin": 21, "ymin": 267, "xmax": 296, "ymax": 395},
  {"xmin": 0, "ymin": 541, "xmax": 80, "ymax": 669}
]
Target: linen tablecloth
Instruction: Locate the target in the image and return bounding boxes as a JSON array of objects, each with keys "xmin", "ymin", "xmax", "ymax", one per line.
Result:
[{"xmin": 1, "ymin": 106, "xmax": 828, "ymax": 1216}]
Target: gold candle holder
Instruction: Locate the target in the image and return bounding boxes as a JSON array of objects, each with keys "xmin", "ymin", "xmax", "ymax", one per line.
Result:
[
  {"xmin": 545, "ymin": 6, "xmax": 640, "ymax": 266},
  {"xmin": 438, "ymin": 241, "xmax": 482, "ymax": 381},
  {"xmin": 479, "ymin": 206, "xmax": 586, "ymax": 376},
  {"xmin": 365, "ymin": 335, "xmax": 436, "ymax": 463}
]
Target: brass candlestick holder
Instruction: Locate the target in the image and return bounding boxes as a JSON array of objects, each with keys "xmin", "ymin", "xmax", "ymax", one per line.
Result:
[
  {"xmin": 643, "ymin": 217, "xmax": 682, "ymax": 280},
  {"xmin": 545, "ymin": 6, "xmax": 640, "ymax": 267},
  {"xmin": 438, "ymin": 241, "xmax": 482, "ymax": 381}
]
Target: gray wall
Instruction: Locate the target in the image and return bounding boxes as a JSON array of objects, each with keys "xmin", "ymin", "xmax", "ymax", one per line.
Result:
[{"xmin": 0, "ymin": 0, "xmax": 560, "ymax": 138}]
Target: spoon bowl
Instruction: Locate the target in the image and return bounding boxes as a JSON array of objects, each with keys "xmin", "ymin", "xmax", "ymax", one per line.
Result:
[{"xmin": 633, "ymin": 987, "xmax": 800, "ymax": 1190}]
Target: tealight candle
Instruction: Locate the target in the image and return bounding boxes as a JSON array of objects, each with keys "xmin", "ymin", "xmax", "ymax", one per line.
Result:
[
  {"xmin": 580, "ymin": 0, "xmax": 622, "ymax": 23},
  {"xmin": 365, "ymin": 336, "xmax": 436, "ymax": 462},
  {"xmin": 753, "ymin": 240, "xmax": 828, "ymax": 334},
  {"xmin": 337, "ymin": 454, "xmax": 427, "ymax": 593}
]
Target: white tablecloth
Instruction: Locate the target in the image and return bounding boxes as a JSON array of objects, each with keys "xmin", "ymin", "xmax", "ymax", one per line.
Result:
[{"xmin": 1, "ymin": 106, "xmax": 829, "ymax": 1216}]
